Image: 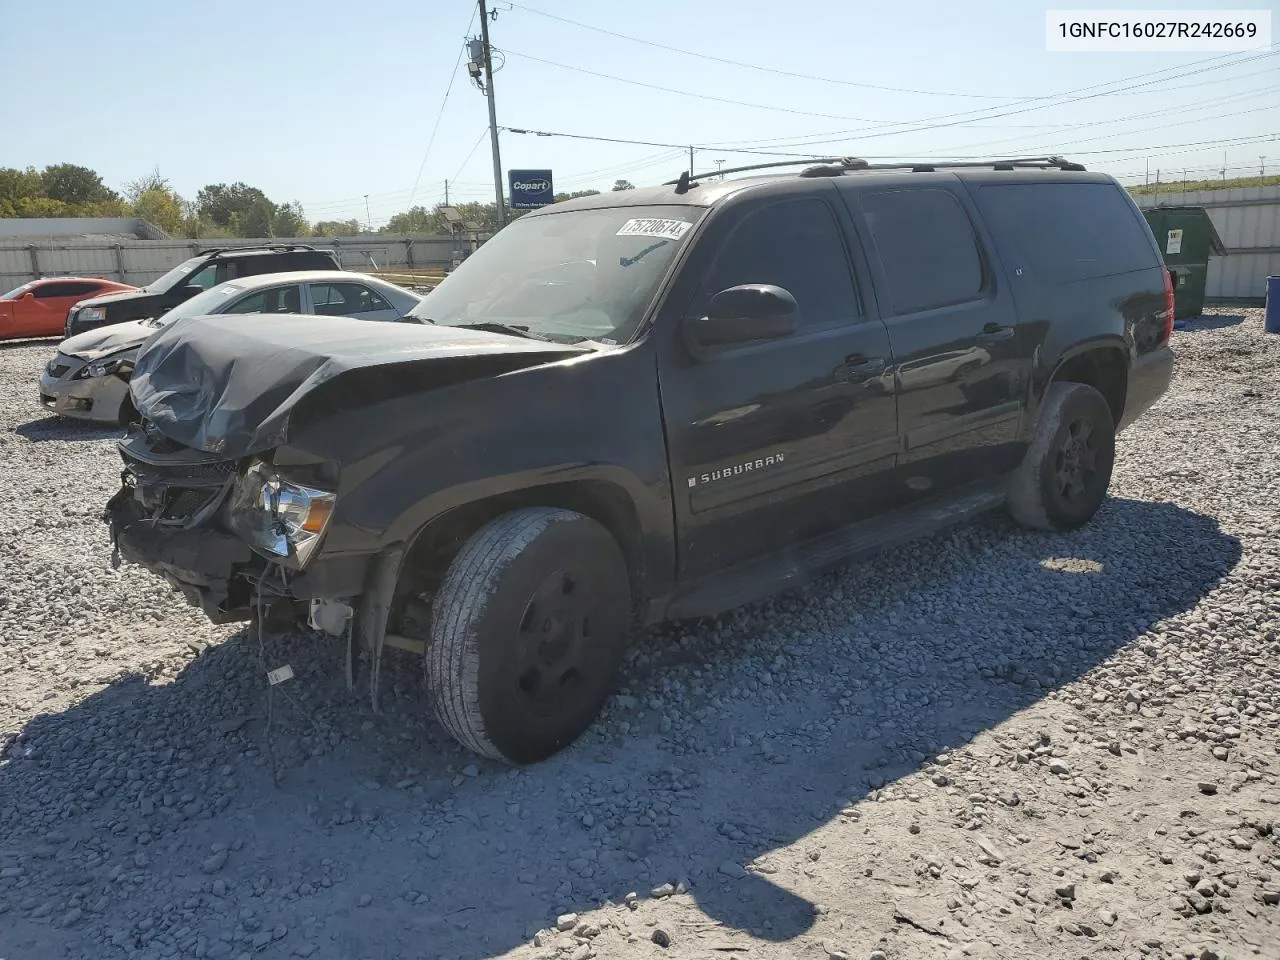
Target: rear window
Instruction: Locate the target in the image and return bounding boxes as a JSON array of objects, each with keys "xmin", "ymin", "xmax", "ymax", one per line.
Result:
[{"xmin": 976, "ymin": 182, "xmax": 1157, "ymax": 283}]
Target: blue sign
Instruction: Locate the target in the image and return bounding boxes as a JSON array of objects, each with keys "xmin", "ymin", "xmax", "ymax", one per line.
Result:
[{"xmin": 508, "ymin": 169, "xmax": 554, "ymax": 209}]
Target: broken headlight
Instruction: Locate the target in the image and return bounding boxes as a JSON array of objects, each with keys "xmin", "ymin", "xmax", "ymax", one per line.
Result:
[
  {"xmin": 227, "ymin": 460, "xmax": 336, "ymax": 567},
  {"xmin": 82, "ymin": 355, "xmax": 133, "ymax": 379}
]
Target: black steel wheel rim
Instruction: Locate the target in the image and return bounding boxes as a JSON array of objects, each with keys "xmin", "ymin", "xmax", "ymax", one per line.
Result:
[
  {"xmin": 1053, "ymin": 415, "xmax": 1100, "ymax": 503},
  {"xmin": 514, "ymin": 568, "xmax": 593, "ymax": 719}
]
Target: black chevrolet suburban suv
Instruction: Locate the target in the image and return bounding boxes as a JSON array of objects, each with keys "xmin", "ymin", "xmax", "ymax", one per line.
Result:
[
  {"xmin": 65, "ymin": 244, "xmax": 342, "ymax": 338},
  {"xmin": 104, "ymin": 157, "xmax": 1174, "ymax": 765}
]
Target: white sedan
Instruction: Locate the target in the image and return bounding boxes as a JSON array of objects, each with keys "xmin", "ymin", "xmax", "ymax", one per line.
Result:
[{"xmin": 38, "ymin": 270, "xmax": 423, "ymax": 425}]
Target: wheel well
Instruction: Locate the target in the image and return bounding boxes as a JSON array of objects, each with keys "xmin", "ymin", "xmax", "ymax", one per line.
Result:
[
  {"xmin": 398, "ymin": 481, "xmax": 646, "ymax": 609},
  {"xmin": 1050, "ymin": 348, "xmax": 1127, "ymax": 425}
]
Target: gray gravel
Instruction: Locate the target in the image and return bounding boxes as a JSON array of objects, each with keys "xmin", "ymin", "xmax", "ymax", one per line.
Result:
[{"xmin": 1, "ymin": 308, "xmax": 1278, "ymax": 960}]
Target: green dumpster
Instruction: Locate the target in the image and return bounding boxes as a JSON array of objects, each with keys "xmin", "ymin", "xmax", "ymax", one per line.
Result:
[{"xmin": 1141, "ymin": 205, "xmax": 1227, "ymax": 319}]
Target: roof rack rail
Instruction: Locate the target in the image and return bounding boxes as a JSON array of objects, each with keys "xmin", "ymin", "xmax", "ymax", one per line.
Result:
[
  {"xmin": 664, "ymin": 155, "xmax": 1085, "ymax": 185},
  {"xmin": 196, "ymin": 243, "xmax": 321, "ymax": 256},
  {"xmin": 665, "ymin": 157, "xmax": 868, "ymax": 185}
]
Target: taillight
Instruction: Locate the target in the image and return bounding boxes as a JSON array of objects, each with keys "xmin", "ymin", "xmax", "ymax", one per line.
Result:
[{"xmin": 1162, "ymin": 269, "xmax": 1175, "ymax": 343}]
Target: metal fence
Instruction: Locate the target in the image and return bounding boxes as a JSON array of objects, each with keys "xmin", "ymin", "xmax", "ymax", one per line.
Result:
[
  {"xmin": 1135, "ymin": 185, "xmax": 1280, "ymax": 303},
  {"xmin": 0, "ymin": 234, "xmax": 481, "ymax": 290}
]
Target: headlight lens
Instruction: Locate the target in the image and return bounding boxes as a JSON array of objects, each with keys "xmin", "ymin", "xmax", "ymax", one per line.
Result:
[
  {"xmin": 227, "ymin": 460, "xmax": 336, "ymax": 567},
  {"xmin": 83, "ymin": 356, "xmax": 133, "ymax": 379},
  {"xmin": 79, "ymin": 307, "xmax": 105, "ymax": 323}
]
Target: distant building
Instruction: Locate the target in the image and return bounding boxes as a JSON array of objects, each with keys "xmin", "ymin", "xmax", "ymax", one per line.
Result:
[{"xmin": 0, "ymin": 217, "xmax": 168, "ymax": 241}]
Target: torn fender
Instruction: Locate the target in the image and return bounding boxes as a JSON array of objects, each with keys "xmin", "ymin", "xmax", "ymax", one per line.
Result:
[{"xmin": 129, "ymin": 313, "xmax": 587, "ymax": 458}]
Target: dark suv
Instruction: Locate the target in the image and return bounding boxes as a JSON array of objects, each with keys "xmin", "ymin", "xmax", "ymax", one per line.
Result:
[
  {"xmin": 104, "ymin": 157, "xmax": 1174, "ymax": 765},
  {"xmin": 64, "ymin": 244, "xmax": 341, "ymax": 337}
]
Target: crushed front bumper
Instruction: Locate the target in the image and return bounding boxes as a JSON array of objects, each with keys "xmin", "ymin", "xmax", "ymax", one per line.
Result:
[
  {"xmin": 105, "ymin": 485, "xmax": 259, "ymax": 622},
  {"xmin": 103, "ymin": 429, "xmax": 373, "ymax": 623}
]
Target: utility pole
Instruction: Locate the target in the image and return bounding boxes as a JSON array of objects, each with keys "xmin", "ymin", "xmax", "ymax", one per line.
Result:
[
  {"xmin": 688, "ymin": 146, "xmax": 694, "ymax": 177},
  {"xmin": 444, "ymin": 179, "xmax": 450, "ymax": 205},
  {"xmin": 715, "ymin": 159, "xmax": 725, "ymax": 180},
  {"xmin": 477, "ymin": 0, "xmax": 506, "ymax": 229},
  {"xmin": 1261, "ymin": 155, "xmax": 1267, "ymax": 177},
  {"xmin": 364, "ymin": 194, "xmax": 371, "ymax": 231}
]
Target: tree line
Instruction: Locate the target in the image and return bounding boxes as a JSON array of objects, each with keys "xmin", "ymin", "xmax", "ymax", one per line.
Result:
[{"xmin": 0, "ymin": 163, "xmax": 637, "ymax": 239}]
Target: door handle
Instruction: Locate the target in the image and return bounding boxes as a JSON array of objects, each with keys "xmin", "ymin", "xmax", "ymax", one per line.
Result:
[
  {"xmin": 839, "ymin": 354, "xmax": 887, "ymax": 380},
  {"xmin": 976, "ymin": 323, "xmax": 1015, "ymax": 343}
]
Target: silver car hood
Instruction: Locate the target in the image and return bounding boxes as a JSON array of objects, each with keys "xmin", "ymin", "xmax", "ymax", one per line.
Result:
[{"xmin": 60, "ymin": 320, "xmax": 156, "ymax": 361}]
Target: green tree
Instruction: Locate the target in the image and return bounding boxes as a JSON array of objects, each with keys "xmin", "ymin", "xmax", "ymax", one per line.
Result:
[
  {"xmin": 131, "ymin": 187, "xmax": 184, "ymax": 235},
  {"xmin": 41, "ymin": 163, "xmax": 119, "ymax": 206},
  {"xmin": 14, "ymin": 196, "xmax": 68, "ymax": 218},
  {"xmin": 313, "ymin": 218, "xmax": 362, "ymax": 237},
  {"xmin": 611, "ymin": 179, "xmax": 635, "ymax": 191},
  {"xmin": 196, "ymin": 182, "xmax": 270, "ymax": 229},
  {"xmin": 384, "ymin": 205, "xmax": 446, "ymax": 234},
  {"xmin": 272, "ymin": 201, "xmax": 308, "ymax": 238},
  {"xmin": 123, "ymin": 167, "xmax": 172, "ymax": 203},
  {"xmin": 0, "ymin": 166, "xmax": 45, "ymax": 217},
  {"xmin": 240, "ymin": 197, "xmax": 277, "ymax": 237}
]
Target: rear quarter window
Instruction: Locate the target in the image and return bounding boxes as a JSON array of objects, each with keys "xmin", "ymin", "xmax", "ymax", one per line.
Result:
[{"xmin": 976, "ymin": 181, "xmax": 1158, "ymax": 284}]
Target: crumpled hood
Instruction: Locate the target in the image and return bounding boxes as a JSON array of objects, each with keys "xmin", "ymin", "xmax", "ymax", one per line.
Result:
[
  {"xmin": 60, "ymin": 320, "xmax": 155, "ymax": 360},
  {"xmin": 130, "ymin": 313, "xmax": 588, "ymax": 457}
]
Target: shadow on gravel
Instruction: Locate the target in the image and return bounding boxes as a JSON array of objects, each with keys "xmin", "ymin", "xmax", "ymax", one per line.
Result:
[
  {"xmin": 13, "ymin": 415, "xmax": 122, "ymax": 443},
  {"xmin": 1175, "ymin": 313, "xmax": 1247, "ymax": 332},
  {"xmin": 0, "ymin": 497, "xmax": 1242, "ymax": 960}
]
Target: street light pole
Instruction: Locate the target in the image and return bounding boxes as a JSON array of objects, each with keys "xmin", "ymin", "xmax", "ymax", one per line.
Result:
[{"xmin": 478, "ymin": 0, "xmax": 506, "ymax": 229}]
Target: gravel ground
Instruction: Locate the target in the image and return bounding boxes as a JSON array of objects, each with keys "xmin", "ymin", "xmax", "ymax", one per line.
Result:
[{"xmin": 1, "ymin": 308, "xmax": 1278, "ymax": 960}]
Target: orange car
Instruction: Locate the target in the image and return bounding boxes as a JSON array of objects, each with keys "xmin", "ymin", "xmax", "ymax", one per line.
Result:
[{"xmin": 0, "ymin": 277, "xmax": 138, "ymax": 340}]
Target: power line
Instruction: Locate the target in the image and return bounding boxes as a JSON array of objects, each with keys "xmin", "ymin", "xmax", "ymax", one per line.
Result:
[
  {"xmin": 451, "ymin": 127, "xmax": 492, "ymax": 183},
  {"xmin": 504, "ymin": 0, "xmax": 1021, "ymax": 100},
  {"xmin": 703, "ymin": 48, "xmax": 1280, "ymax": 152},
  {"xmin": 406, "ymin": 4, "xmax": 478, "ymax": 208},
  {"xmin": 772, "ymin": 84, "xmax": 1279, "ymax": 159},
  {"xmin": 501, "ymin": 48, "xmax": 889, "ymax": 122}
]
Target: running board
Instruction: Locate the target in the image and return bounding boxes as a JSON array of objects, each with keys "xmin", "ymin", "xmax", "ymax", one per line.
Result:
[{"xmin": 665, "ymin": 481, "xmax": 1007, "ymax": 621}]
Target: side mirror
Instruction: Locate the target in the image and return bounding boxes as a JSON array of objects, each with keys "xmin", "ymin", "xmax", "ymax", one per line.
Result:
[
  {"xmin": 179, "ymin": 284, "xmax": 204, "ymax": 298},
  {"xmin": 21, "ymin": 292, "xmax": 35, "ymax": 301},
  {"xmin": 685, "ymin": 284, "xmax": 799, "ymax": 349}
]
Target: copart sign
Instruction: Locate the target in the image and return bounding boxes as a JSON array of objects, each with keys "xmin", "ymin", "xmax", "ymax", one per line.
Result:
[{"xmin": 508, "ymin": 169, "xmax": 554, "ymax": 209}]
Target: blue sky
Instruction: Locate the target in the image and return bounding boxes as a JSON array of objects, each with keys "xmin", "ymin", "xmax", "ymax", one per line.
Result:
[{"xmin": 2, "ymin": 0, "xmax": 1276, "ymax": 226}]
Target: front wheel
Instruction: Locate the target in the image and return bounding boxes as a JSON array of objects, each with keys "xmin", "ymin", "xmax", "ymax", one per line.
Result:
[
  {"xmin": 426, "ymin": 507, "xmax": 631, "ymax": 764},
  {"xmin": 1007, "ymin": 381, "xmax": 1116, "ymax": 531}
]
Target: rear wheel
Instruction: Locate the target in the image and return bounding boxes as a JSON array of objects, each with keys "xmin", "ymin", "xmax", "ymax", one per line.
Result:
[
  {"xmin": 1008, "ymin": 381, "xmax": 1116, "ymax": 531},
  {"xmin": 425, "ymin": 507, "xmax": 631, "ymax": 764}
]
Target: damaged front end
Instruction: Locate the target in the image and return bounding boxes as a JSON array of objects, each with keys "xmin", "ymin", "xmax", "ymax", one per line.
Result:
[
  {"xmin": 103, "ymin": 419, "xmax": 347, "ymax": 626},
  {"xmin": 104, "ymin": 420, "xmax": 264, "ymax": 623}
]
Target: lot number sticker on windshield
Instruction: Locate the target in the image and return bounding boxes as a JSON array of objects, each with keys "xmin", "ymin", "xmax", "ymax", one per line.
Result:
[
  {"xmin": 1166, "ymin": 229, "xmax": 1183, "ymax": 255},
  {"xmin": 617, "ymin": 218, "xmax": 692, "ymax": 242}
]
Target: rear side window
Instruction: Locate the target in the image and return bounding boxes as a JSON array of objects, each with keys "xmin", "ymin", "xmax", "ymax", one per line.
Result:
[
  {"xmin": 309, "ymin": 282, "xmax": 393, "ymax": 316},
  {"xmin": 860, "ymin": 188, "xmax": 985, "ymax": 315},
  {"xmin": 977, "ymin": 182, "xmax": 1156, "ymax": 283}
]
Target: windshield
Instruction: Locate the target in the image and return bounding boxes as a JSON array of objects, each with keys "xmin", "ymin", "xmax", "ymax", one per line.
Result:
[
  {"xmin": 145, "ymin": 256, "xmax": 204, "ymax": 293},
  {"xmin": 1, "ymin": 282, "xmax": 35, "ymax": 300},
  {"xmin": 407, "ymin": 205, "xmax": 702, "ymax": 343},
  {"xmin": 146, "ymin": 281, "xmax": 245, "ymax": 326}
]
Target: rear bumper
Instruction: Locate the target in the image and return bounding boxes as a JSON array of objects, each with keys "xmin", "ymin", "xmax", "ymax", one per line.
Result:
[{"xmin": 1118, "ymin": 344, "xmax": 1173, "ymax": 433}]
